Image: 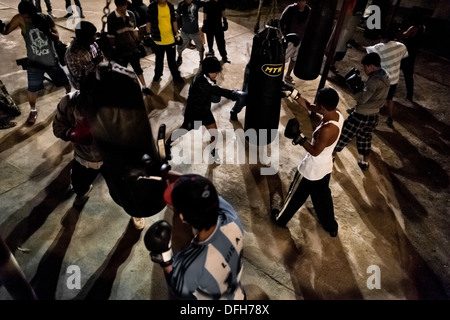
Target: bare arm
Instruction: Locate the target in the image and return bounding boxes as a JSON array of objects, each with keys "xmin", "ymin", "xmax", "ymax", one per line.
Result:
[
  {"xmin": 302, "ymin": 123, "xmax": 339, "ymax": 157},
  {"xmin": 1, "ymin": 14, "xmax": 23, "ymax": 35}
]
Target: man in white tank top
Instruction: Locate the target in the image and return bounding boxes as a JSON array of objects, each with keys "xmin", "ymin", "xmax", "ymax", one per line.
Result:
[{"xmin": 273, "ymin": 87, "xmax": 344, "ymax": 237}]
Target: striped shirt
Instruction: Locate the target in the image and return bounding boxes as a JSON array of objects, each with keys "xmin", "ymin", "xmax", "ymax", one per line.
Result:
[
  {"xmin": 170, "ymin": 197, "xmax": 245, "ymax": 300},
  {"xmin": 366, "ymin": 41, "xmax": 408, "ymax": 85}
]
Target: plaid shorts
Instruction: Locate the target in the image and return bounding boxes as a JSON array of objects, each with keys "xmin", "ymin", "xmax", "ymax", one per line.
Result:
[
  {"xmin": 334, "ymin": 112, "xmax": 379, "ymax": 156},
  {"xmin": 27, "ymin": 65, "xmax": 70, "ymax": 92}
]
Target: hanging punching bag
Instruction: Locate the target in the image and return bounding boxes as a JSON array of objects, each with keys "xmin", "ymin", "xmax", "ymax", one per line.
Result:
[
  {"xmin": 333, "ymin": 0, "xmax": 368, "ymax": 61},
  {"xmin": 244, "ymin": 19, "xmax": 285, "ymax": 146},
  {"xmin": 83, "ymin": 62, "xmax": 166, "ymax": 218},
  {"xmin": 294, "ymin": 0, "xmax": 338, "ymax": 80}
]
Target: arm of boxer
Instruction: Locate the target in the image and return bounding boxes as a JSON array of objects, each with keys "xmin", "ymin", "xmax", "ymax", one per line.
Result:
[
  {"xmin": 302, "ymin": 124, "xmax": 340, "ymax": 157},
  {"xmin": 144, "ymin": 220, "xmax": 173, "ymax": 269}
]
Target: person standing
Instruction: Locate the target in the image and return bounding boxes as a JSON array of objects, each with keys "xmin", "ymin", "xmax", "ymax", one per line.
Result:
[
  {"xmin": 64, "ymin": 0, "xmax": 85, "ymax": 19},
  {"xmin": 273, "ymin": 87, "xmax": 343, "ymax": 237},
  {"xmin": 399, "ymin": 12, "xmax": 425, "ymax": 102},
  {"xmin": 280, "ymin": 0, "xmax": 310, "ymax": 85},
  {"xmin": 108, "ymin": 0, "xmax": 152, "ymax": 94},
  {"xmin": 353, "ymin": 30, "xmax": 408, "ymax": 128},
  {"xmin": 34, "ymin": 0, "xmax": 56, "ymax": 19},
  {"xmin": 202, "ymin": 0, "xmax": 230, "ymax": 63},
  {"xmin": 144, "ymin": 173, "xmax": 246, "ymax": 300},
  {"xmin": 333, "ymin": 53, "xmax": 390, "ymax": 171},
  {"xmin": 146, "ymin": 0, "xmax": 184, "ymax": 83},
  {"xmin": 65, "ymin": 21, "xmax": 104, "ymax": 90},
  {"xmin": 165, "ymin": 55, "xmax": 245, "ymax": 163},
  {"xmin": 0, "ymin": 1, "xmax": 71, "ymax": 126},
  {"xmin": 176, "ymin": 0, "xmax": 205, "ymax": 66}
]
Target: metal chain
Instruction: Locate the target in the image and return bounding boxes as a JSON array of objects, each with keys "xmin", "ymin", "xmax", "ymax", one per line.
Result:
[{"xmin": 101, "ymin": 0, "xmax": 112, "ymax": 33}]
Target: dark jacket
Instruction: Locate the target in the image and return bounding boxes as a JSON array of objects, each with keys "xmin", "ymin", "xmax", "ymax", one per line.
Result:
[{"xmin": 184, "ymin": 71, "xmax": 236, "ymax": 120}]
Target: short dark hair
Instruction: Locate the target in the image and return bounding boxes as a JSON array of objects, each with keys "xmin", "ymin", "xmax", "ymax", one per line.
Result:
[
  {"xmin": 75, "ymin": 21, "xmax": 97, "ymax": 45},
  {"xmin": 18, "ymin": 0, "xmax": 37, "ymax": 15},
  {"xmin": 201, "ymin": 56, "xmax": 222, "ymax": 74},
  {"xmin": 316, "ymin": 87, "xmax": 339, "ymax": 111},
  {"xmin": 361, "ymin": 52, "xmax": 381, "ymax": 67},
  {"xmin": 171, "ymin": 174, "xmax": 219, "ymax": 231}
]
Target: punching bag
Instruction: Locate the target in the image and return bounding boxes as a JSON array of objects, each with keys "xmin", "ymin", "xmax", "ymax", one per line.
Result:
[
  {"xmin": 244, "ymin": 19, "xmax": 284, "ymax": 145},
  {"xmin": 333, "ymin": 0, "xmax": 369, "ymax": 62},
  {"xmin": 83, "ymin": 62, "xmax": 166, "ymax": 218},
  {"xmin": 294, "ymin": 0, "xmax": 338, "ymax": 80}
]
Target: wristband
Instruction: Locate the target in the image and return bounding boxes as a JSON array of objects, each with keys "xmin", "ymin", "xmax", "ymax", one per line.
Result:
[
  {"xmin": 292, "ymin": 89, "xmax": 301, "ymax": 100},
  {"xmin": 293, "ymin": 133, "xmax": 307, "ymax": 146}
]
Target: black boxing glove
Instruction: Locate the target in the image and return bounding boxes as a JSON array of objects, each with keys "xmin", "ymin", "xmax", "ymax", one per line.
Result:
[
  {"xmin": 222, "ymin": 18, "xmax": 228, "ymax": 31},
  {"xmin": 280, "ymin": 81, "xmax": 300, "ymax": 100},
  {"xmin": 144, "ymin": 220, "xmax": 173, "ymax": 267},
  {"xmin": 284, "ymin": 118, "xmax": 307, "ymax": 146}
]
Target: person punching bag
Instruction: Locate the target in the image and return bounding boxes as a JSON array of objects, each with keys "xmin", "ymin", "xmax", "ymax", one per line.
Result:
[
  {"xmin": 82, "ymin": 61, "xmax": 166, "ymax": 218},
  {"xmin": 244, "ymin": 19, "xmax": 285, "ymax": 145},
  {"xmin": 294, "ymin": 0, "xmax": 338, "ymax": 80},
  {"xmin": 333, "ymin": 0, "xmax": 369, "ymax": 62}
]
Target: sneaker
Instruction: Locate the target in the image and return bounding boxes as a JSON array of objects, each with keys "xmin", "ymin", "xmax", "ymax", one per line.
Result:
[
  {"xmin": 284, "ymin": 75, "xmax": 295, "ymax": 85},
  {"xmin": 230, "ymin": 111, "xmax": 238, "ymax": 121},
  {"xmin": 48, "ymin": 12, "xmax": 57, "ymax": 19},
  {"xmin": 132, "ymin": 217, "xmax": 145, "ymax": 230},
  {"xmin": 80, "ymin": 14, "xmax": 85, "ymax": 19},
  {"xmin": 176, "ymin": 56, "xmax": 183, "ymax": 66},
  {"xmin": 222, "ymin": 57, "xmax": 231, "ymax": 64},
  {"xmin": 142, "ymin": 87, "xmax": 153, "ymax": 95},
  {"xmin": 357, "ymin": 160, "xmax": 370, "ymax": 171},
  {"xmin": 73, "ymin": 185, "xmax": 93, "ymax": 207},
  {"xmin": 210, "ymin": 148, "xmax": 220, "ymax": 163},
  {"xmin": 26, "ymin": 110, "xmax": 38, "ymax": 126}
]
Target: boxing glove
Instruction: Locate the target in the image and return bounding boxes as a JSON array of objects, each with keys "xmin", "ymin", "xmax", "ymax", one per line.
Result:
[
  {"xmin": 284, "ymin": 118, "xmax": 307, "ymax": 146},
  {"xmin": 69, "ymin": 119, "xmax": 93, "ymax": 145},
  {"xmin": 175, "ymin": 33, "xmax": 183, "ymax": 46},
  {"xmin": 222, "ymin": 18, "xmax": 228, "ymax": 31},
  {"xmin": 144, "ymin": 220, "xmax": 173, "ymax": 267},
  {"xmin": 285, "ymin": 33, "xmax": 301, "ymax": 47},
  {"xmin": 280, "ymin": 81, "xmax": 301, "ymax": 100}
]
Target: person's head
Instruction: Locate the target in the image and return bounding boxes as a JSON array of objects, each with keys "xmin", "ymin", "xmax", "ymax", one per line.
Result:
[
  {"xmin": 201, "ymin": 55, "xmax": 222, "ymax": 80},
  {"xmin": 297, "ymin": 0, "xmax": 308, "ymax": 10},
  {"xmin": 75, "ymin": 21, "xmax": 97, "ymax": 46},
  {"xmin": 168, "ymin": 174, "xmax": 219, "ymax": 231},
  {"xmin": 115, "ymin": 0, "xmax": 128, "ymax": 11},
  {"xmin": 316, "ymin": 87, "xmax": 339, "ymax": 111},
  {"xmin": 361, "ymin": 52, "xmax": 381, "ymax": 74},
  {"xmin": 18, "ymin": 0, "xmax": 37, "ymax": 17}
]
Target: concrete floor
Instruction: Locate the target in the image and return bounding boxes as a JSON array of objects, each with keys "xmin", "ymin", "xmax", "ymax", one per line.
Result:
[{"xmin": 1, "ymin": 0, "xmax": 449, "ymax": 301}]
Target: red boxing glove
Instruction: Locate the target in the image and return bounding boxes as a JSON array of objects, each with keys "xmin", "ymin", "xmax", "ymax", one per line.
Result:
[{"xmin": 70, "ymin": 119, "xmax": 93, "ymax": 145}]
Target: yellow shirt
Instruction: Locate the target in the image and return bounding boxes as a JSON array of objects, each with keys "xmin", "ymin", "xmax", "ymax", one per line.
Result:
[{"xmin": 156, "ymin": 4, "xmax": 174, "ymax": 45}]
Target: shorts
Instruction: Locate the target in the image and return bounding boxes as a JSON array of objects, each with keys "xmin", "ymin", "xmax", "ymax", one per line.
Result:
[
  {"xmin": 27, "ymin": 65, "xmax": 70, "ymax": 92},
  {"xmin": 285, "ymin": 42, "xmax": 300, "ymax": 63},
  {"xmin": 178, "ymin": 31, "xmax": 205, "ymax": 54},
  {"xmin": 386, "ymin": 83, "xmax": 398, "ymax": 100}
]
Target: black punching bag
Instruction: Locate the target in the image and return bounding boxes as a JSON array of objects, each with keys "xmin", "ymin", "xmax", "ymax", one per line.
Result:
[
  {"xmin": 333, "ymin": 0, "xmax": 368, "ymax": 62},
  {"xmin": 244, "ymin": 19, "xmax": 284, "ymax": 145},
  {"xmin": 84, "ymin": 62, "xmax": 166, "ymax": 218},
  {"xmin": 294, "ymin": 0, "xmax": 338, "ymax": 80}
]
